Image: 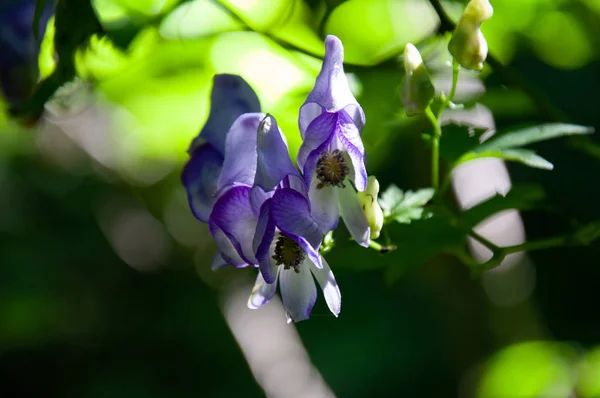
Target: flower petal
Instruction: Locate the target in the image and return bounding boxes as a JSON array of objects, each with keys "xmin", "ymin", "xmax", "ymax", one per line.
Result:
[
  {"xmin": 336, "ymin": 183, "xmax": 370, "ymax": 247},
  {"xmin": 181, "ymin": 143, "xmax": 223, "ymax": 223},
  {"xmin": 208, "ymin": 218, "xmax": 246, "ymax": 267},
  {"xmin": 254, "ymin": 114, "xmax": 300, "ymax": 192},
  {"xmin": 285, "ymin": 174, "xmax": 308, "ymax": 198},
  {"xmin": 253, "ymin": 200, "xmax": 278, "ymax": 284},
  {"xmin": 250, "ymin": 185, "xmax": 271, "ymax": 217},
  {"xmin": 279, "ymin": 260, "xmax": 317, "ymax": 322},
  {"xmin": 299, "ymin": 35, "xmax": 365, "ymax": 137},
  {"xmin": 248, "ymin": 271, "xmax": 278, "ymax": 310},
  {"xmin": 310, "ymin": 256, "xmax": 341, "ymax": 317},
  {"xmin": 190, "ymin": 74, "xmax": 260, "ymax": 155},
  {"xmin": 210, "ymin": 186, "xmax": 258, "ymax": 264},
  {"xmin": 288, "ymin": 233, "xmax": 322, "ymax": 270},
  {"xmin": 297, "ymin": 111, "xmax": 336, "ymax": 173},
  {"xmin": 217, "ymin": 112, "xmax": 264, "ymax": 193},
  {"xmin": 308, "ymin": 176, "xmax": 340, "ymax": 234},
  {"xmin": 336, "ymin": 111, "xmax": 367, "ymax": 191},
  {"xmin": 271, "ymin": 188, "xmax": 323, "ymax": 251}
]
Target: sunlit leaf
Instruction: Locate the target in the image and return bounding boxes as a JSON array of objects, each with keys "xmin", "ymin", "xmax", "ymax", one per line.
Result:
[
  {"xmin": 578, "ymin": 347, "xmax": 600, "ymax": 398},
  {"xmin": 379, "ymin": 185, "xmax": 434, "ymax": 224},
  {"xmin": 479, "ymin": 124, "xmax": 594, "ymax": 150},
  {"xmin": 268, "ymin": 0, "xmax": 325, "ymax": 56},
  {"xmin": 477, "ymin": 341, "xmax": 576, "ymax": 398},
  {"xmin": 454, "ymin": 123, "xmax": 594, "ymax": 169},
  {"xmin": 324, "ymin": 0, "xmax": 439, "ymax": 65},
  {"xmin": 159, "ymin": 0, "xmax": 244, "ymax": 40},
  {"xmin": 528, "ymin": 11, "xmax": 594, "ymax": 70},
  {"xmin": 458, "ymin": 148, "xmax": 554, "ymax": 170},
  {"xmin": 220, "ymin": 0, "xmax": 290, "ymax": 32}
]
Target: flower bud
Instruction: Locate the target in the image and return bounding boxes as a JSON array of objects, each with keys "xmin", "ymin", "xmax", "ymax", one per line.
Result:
[
  {"xmin": 357, "ymin": 176, "xmax": 384, "ymax": 240},
  {"xmin": 401, "ymin": 43, "xmax": 435, "ymax": 116},
  {"xmin": 448, "ymin": 0, "xmax": 493, "ymax": 71}
]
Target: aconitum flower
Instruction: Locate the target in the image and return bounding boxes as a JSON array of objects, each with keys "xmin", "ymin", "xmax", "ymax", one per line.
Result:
[
  {"xmin": 207, "ymin": 113, "xmax": 265, "ymax": 267},
  {"xmin": 181, "ymin": 74, "xmax": 260, "ymax": 223},
  {"xmin": 297, "ymin": 35, "xmax": 370, "ymax": 246},
  {"xmin": 208, "ymin": 114, "xmax": 300, "ymax": 268},
  {"xmin": 249, "ymin": 188, "xmax": 341, "ymax": 323}
]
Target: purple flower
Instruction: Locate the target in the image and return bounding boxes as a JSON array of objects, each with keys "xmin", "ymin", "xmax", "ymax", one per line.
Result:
[
  {"xmin": 181, "ymin": 74, "xmax": 260, "ymax": 223},
  {"xmin": 249, "ymin": 188, "xmax": 341, "ymax": 323},
  {"xmin": 208, "ymin": 114, "xmax": 301, "ymax": 268},
  {"xmin": 297, "ymin": 35, "xmax": 370, "ymax": 247}
]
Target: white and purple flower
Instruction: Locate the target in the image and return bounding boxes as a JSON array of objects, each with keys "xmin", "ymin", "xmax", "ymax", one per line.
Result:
[
  {"xmin": 249, "ymin": 187, "xmax": 341, "ymax": 322},
  {"xmin": 182, "ymin": 36, "xmax": 371, "ymax": 322},
  {"xmin": 297, "ymin": 35, "xmax": 371, "ymax": 247},
  {"xmin": 208, "ymin": 112, "xmax": 341, "ymax": 322}
]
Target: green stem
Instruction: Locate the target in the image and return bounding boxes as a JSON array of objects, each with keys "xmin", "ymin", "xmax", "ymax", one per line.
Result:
[
  {"xmin": 468, "ymin": 229, "xmax": 577, "ymax": 271},
  {"xmin": 437, "ymin": 58, "xmax": 460, "ymax": 119},
  {"xmin": 368, "ymin": 239, "xmax": 383, "ymax": 251},
  {"xmin": 425, "ymin": 107, "xmax": 442, "ymax": 189},
  {"xmin": 367, "ymin": 239, "xmax": 397, "ymax": 254},
  {"xmin": 502, "ymin": 236, "xmax": 567, "ymax": 255},
  {"xmin": 468, "ymin": 230, "xmax": 500, "ymax": 254}
]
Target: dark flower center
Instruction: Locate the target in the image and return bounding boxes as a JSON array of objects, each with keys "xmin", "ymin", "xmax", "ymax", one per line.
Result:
[
  {"xmin": 315, "ymin": 149, "xmax": 349, "ymax": 189},
  {"xmin": 272, "ymin": 235, "xmax": 304, "ymax": 273}
]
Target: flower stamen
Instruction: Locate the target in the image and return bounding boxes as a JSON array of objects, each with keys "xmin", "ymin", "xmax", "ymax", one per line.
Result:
[
  {"xmin": 272, "ymin": 235, "xmax": 304, "ymax": 273},
  {"xmin": 315, "ymin": 149, "xmax": 349, "ymax": 189}
]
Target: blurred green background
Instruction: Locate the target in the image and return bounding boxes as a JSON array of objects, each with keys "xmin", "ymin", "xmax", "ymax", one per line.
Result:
[{"xmin": 2, "ymin": 0, "xmax": 600, "ymax": 397}]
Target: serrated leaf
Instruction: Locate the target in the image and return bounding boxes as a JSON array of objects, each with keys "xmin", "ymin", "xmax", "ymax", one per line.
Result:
[
  {"xmin": 480, "ymin": 123, "xmax": 593, "ymax": 151},
  {"xmin": 379, "ymin": 184, "xmax": 403, "ymax": 213},
  {"xmin": 379, "ymin": 185, "xmax": 434, "ymax": 224},
  {"xmin": 463, "ymin": 184, "xmax": 545, "ymax": 227},
  {"xmin": 458, "ymin": 148, "xmax": 554, "ymax": 170}
]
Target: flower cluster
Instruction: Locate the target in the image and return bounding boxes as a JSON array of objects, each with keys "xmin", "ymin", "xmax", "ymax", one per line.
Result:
[{"xmin": 182, "ymin": 35, "xmax": 376, "ymax": 322}]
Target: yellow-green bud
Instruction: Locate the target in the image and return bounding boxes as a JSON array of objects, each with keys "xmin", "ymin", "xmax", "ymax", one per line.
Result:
[
  {"xmin": 401, "ymin": 43, "xmax": 435, "ymax": 116},
  {"xmin": 448, "ymin": 0, "xmax": 493, "ymax": 71},
  {"xmin": 357, "ymin": 176, "xmax": 384, "ymax": 240}
]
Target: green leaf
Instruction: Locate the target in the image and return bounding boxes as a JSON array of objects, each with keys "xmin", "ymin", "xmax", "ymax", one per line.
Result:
[
  {"xmin": 159, "ymin": 0, "xmax": 244, "ymax": 39},
  {"xmin": 324, "ymin": 0, "xmax": 439, "ymax": 65},
  {"xmin": 462, "ymin": 184, "xmax": 545, "ymax": 227},
  {"xmin": 458, "ymin": 148, "xmax": 554, "ymax": 170},
  {"xmin": 477, "ymin": 342, "xmax": 576, "ymax": 398},
  {"xmin": 379, "ymin": 185, "xmax": 435, "ymax": 224},
  {"xmin": 479, "ymin": 123, "xmax": 594, "ymax": 150},
  {"xmin": 453, "ymin": 123, "xmax": 593, "ymax": 169}
]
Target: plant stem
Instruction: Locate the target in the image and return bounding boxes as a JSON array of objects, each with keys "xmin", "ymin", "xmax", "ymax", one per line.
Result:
[
  {"xmin": 502, "ymin": 236, "xmax": 568, "ymax": 255},
  {"xmin": 437, "ymin": 58, "xmax": 460, "ymax": 119},
  {"xmin": 368, "ymin": 240, "xmax": 383, "ymax": 251},
  {"xmin": 468, "ymin": 230, "xmax": 500, "ymax": 253},
  {"xmin": 367, "ymin": 239, "xmax": 397, "ymax": 254},
  {"xmin": 467, "ymin": 225, "xmax": 596, "ymax": 271},
  {"xmin": 425, "ymin": 107, "xmax": 442, "ymax": 189}
]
